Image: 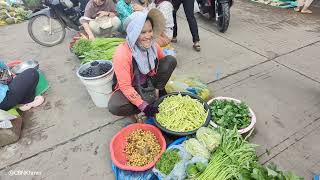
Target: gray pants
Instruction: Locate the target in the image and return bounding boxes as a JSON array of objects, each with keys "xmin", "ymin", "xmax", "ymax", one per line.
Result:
[
  {"xmin": 88, "ymin": 17, "xmax": 121, "ymax": 37},
  {"xmin": 108, "ymin": 55, "xmax": 177, "ymax": 116}
]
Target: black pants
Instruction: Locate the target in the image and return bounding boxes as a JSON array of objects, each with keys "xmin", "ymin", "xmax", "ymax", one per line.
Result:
[
  {"xmin": 108, "ymin": 55, "xmax": 177, "ymax": 116},
  {"xmin": 173, "ymin": 0, "xmax": 200, "ymax": 42},
  {"xmin": 0, "ymin": 68, "xmax": 39, "ymax": 111}
]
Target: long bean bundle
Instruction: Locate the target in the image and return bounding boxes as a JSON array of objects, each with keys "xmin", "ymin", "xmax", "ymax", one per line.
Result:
[
  {"xmin": 157, "ymin": 94, "xmax": 208, "ymax": 132},
  {"xmin": 198, "ymin": 128, "xmax": 258, "ymax": 180}
]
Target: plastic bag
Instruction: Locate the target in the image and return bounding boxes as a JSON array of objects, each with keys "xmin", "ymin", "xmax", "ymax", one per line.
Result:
[
  {"xmin": 165, "ymin": 76, "xmax": 212, "ymax": 101},
  {"xmin": 185, "ymin": 157, "xmax": 208, "ymax": 179},
  {"xmin": 111, "ymin": 163, "xmax": 156, "ymax": 180},
  {"xmin": 153, "ymin": 145, "xmax": 191, "ymax": 180}
]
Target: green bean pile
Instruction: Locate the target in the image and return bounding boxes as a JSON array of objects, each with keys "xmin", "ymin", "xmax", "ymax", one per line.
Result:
[{"xmin": 157, "ymin": 94, "xmax": 208, "ymax": 132}]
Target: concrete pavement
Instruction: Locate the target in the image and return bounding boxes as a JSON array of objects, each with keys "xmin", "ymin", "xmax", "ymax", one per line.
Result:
[{"xmin": 0, "ymin": 0, "xmax": 319, "ymax": 179}]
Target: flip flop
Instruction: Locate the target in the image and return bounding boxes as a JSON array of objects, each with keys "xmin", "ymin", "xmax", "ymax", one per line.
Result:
[
  {"xmin": 19, "ymin": 96, "xmax": 45, "ymax": 111},
  {"xmin": 171, "ymin": 37, "xmax": 177, "ymax": 43},
  {"xmin": 301, "ymin": 9, "xmax": 312, "ymax": 14},
  {"xmin": 193, "ymin": 43, "xmax": 201, "ymax": 52}
]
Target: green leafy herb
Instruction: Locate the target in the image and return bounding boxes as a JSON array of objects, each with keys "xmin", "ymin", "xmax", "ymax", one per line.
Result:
[
  {"xmin": 155, "ymin": 149, "xmax": 181, "ymax": 175},
  {"xmin": 210, "ymin": 99, "xmax": 251, "ymax": 129}
]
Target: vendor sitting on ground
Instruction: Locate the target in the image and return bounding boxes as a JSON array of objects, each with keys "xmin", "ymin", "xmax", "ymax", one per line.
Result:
[
  {"xmin": 116, "ymin": 0, "xmax": 133, "ymax": 32},
  {"xmin": 80, "ymin": 0, "xmax": 121, "ymax": 40},
  {"xmin": 108, "ymin": 9, "xmax": 177, "ymax": 119},
  {"xmin": 155, "ymin": 0, "xmax": 174, "ymax": 47},
  {"xmin": 0, "ymin": 62, "xmax": 44, "ymax": 111}
]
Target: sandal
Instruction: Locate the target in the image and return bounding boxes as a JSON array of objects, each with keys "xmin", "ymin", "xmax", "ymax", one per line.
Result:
[
  {"xmin": 193, "ymin": 42, "xmax": 201, "ymax": 52},
  {"xmin": 171, "ymin": 37, "xmax": 177, "ymax": 43},
  {"xmin": 19, "ymin": 96, "xmax": 45, "ymax": 111},
  {"xmin": 301, "ymin": 9, "xmax": 312, "ymax": 14}
]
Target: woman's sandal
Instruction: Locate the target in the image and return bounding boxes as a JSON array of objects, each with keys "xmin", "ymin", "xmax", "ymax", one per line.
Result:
[
  {"xmin": 171, "ymin": 37, "xmax": 177, "ymax": 43},
  {"xmin": 19, "ymin": 96, "xmax": 45, "ymax": 111},
  {"xmin": 193, "ymin": 42, "xmax": 201, "ymax": 52},
  {"xmin": 301, "ymin": 9, "xmax": 312, "ymax": 14}
]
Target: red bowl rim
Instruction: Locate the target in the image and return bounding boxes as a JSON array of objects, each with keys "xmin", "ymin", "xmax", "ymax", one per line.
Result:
[{"xmin": 110, "ymin": 123, "xmax": 166, "ymax": 171}]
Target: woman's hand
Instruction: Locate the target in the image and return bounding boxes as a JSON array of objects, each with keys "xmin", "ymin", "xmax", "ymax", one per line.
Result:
[
  {"xmin": 143, "ymin": 104, "xmax": 159, "ymax": 117},
  {"xmin": 97, "ymin": 11, "xmax": 110, "ymax": 17}
]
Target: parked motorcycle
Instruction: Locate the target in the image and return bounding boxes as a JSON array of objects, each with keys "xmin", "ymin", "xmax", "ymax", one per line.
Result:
[
  {"xmin": 196, "ymin": 0, "xmax": 233, "ymax": 33},
  {"xmin": 28, "ymin": 0, "xmax": 88, "ymax": 47}
]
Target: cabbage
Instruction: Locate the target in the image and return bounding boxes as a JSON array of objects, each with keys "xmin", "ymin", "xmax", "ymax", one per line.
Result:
[
  {"xmin": 183, "ymin": 138, "xmax": 210, "ymax": 159},
  {"xmin": 196, "ymin": 127, "xmax": 221, "ymax": 152}
]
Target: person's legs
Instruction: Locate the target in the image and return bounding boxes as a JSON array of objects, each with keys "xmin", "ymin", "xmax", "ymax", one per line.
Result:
[
  {"xmin": 89, "ymin": 20, "xmax": 101, "ymax": 36},
  {"xmin": 108, "ymin": 90, "xmax": 140, "ymax": 116},
  {"xmin": 182, "ymin": 0, "xmax": 200, "ymax": 43},
  {"xmin": 301, "ymin": 0, "xmax": 314, "ymax": 13},
  {"xmin": 294, "ymin": 0, "xmax": 305, "ymax": 11},
  {"xmin": 172, "ymin": 0, "xmax": 182, "ymax": 41},
  {"xmin": 152, "ymin": 55, "xmax": 177, "ymax": 90},
  {"xmin": 111, "ymin": 16, "xmax": 121, "ymax": 33},
  {"xmin": 0, "ymin": 68, "xmax": 39, "ymax": 111}
]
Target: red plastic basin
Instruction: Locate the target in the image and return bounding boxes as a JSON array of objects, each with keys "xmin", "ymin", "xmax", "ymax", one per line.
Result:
[{"xmin": 110, "ymin": 123, "xmax": 166, "ymax": 171}]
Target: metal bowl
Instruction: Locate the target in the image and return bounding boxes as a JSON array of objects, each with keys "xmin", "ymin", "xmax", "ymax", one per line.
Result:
[{"xmin": 11, "ymin": 60, "xmax": 39, "ymax": 74}]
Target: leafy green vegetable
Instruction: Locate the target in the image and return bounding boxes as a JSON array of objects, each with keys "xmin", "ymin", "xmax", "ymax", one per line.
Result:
[
  {"xmin": 72, "ymin": 38, "xmax": 125, "ymax": 64},
  {"xmin": 73, "ymin": 38, "xmax": 92, "ymax": 56},
  {"xmin": 157, "ymin": 94, "xmax": 209, "ymax": 132},
  {"xmin": 155, "ymin": 149, "xmax": 181, "ymax": 175},
  {"xmin": 196, "ymin": 127, "xmax": 221, "ymax": 152},
  {"xmin": 249, "ymin": 162, "xmax": 303, "ymax": 180},
  {"xmin": 186, "ymin": 164, "xmax": 199, "ymax": 177},
  {"xmin": 198, "ymin": 127, "xmax": 258, "ymax": 180},
  {"xmin": 195, "ymin": 162, "xmax": 207, "ymax": 172},
  {"xmin": 210, "ymin": 99, "xmax": 251, "ymax": 129},
  {"xmin": 184, "ymin": 138, "xmax": 210, "ymax": 159}
]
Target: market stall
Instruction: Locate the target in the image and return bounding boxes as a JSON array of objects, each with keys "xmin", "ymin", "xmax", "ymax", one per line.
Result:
[{"xmin": 108, "ymin": 91, "xmax": 303, "ymax": 180}]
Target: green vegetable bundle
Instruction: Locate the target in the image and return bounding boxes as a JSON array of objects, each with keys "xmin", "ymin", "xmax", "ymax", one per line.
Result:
[
  {"xmin": 72, "ymin": 38, "xmax": 125, "ymax": 64},
  {"xmin": 210, "ymin": 99, "xmax": 251, "ymax": 129},
  {"xmin": 155, "ymin": 149, "xmax": 181, "ymax": 175},
  {"xmin": 198, "ymin": 128, "xmax": 258, "ymax": 180},
  {"xmin": 186, "ymin": 162, "xmax": 207, "ymax": 178},
  {"xmin": 0, "ymin": 1, "xmax": 32, "ymax": 25},
  {"xmin": 184, "ymin": 138, "xmax": 210, "ymax": 159},
  {"xmin": 196, "ymin": 127, "xmax": 221, "ymax": 152},
  {"xmin": 157, "ymin": 94, "xmax": 209, "ymax": 132}
]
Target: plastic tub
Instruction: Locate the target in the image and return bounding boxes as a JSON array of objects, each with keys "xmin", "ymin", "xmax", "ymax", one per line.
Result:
[
  {"xmin": 208, "ymin": 96, "xmax": 256, "ymax": 134},
  {"xmin": 110, "ymin": 124, "xmax": 166, "ymax": 171},
  {"xmin": 76, "ymin": 60, "xmax": 114, "ymax": 108},
  {"xmin": 153, "ymin": 92, "xmax": 211, "ymax": 137}
]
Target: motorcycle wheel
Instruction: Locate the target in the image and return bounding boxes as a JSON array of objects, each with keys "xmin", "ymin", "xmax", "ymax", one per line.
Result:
[
  {"xmin": 216, "ymin": 2, "xmax": 230, "ymax": 33},
  {"xmin": 28, "ymin": 15, "xmax": 66, "ymax": 47}
]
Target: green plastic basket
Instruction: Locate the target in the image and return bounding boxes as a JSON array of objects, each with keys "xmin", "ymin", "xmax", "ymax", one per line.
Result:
[{"xmin": 35, "ymin": 70, "xmax": 49, "ymax": 96}]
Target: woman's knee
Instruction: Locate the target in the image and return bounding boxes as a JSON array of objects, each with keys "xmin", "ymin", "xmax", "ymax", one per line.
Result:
[
  {"xmin": 161, "ymin": 55, "xmax": 177, "ymax": 69},
  {"xmin": 21, "ymin": 68, "xmax": 39, "ymax": 81}
]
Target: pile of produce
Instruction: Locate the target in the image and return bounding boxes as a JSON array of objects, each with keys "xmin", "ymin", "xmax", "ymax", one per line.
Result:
[
  {"xmin": 197, "ymin": 127, "xmax": 302, "ymax": 180},
  {"xmin": 186, "ymin": 161, "xmax": 207, "ymax": 178},
  {"xmin": 0, "ymin": 0, "xmax": 32, "ymax": 26},
  {"xmin": 79, "ymin": 61, "xmax": 112, "ymax": 78},
  {"xmin": 210, "ymin": 99, "xmax": 251, "ymax": 129},
  {"xmin": 124, "ymin": 129, "xmax": 161, "ymax": 167},
  {"xmin": 155, "ymin": 149, "xmax": 181, "ymax": 175},
  {"xmin": 156, "ymin": 94, "xmax": 209, "ymax": 132},
  {"xmin": 72, "ymin": 38, "xmax": 125, "ymax": 64}
]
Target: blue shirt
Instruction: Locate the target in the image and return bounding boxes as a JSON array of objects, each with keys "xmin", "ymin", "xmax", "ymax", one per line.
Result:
[
  {"xmin": 0, "ymin": 61, "xmax": 9, "ymax": 103},
  {"xmin": 116, "ymin": 0, "xmax": 133, "ymax": 31}
]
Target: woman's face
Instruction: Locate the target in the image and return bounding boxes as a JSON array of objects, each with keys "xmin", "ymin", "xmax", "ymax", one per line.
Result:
[
  {"xmin": 94, "ymin": 0, "xmax": 105, "ymax": 6},
  {"xmin": 137, "ymin": 20, "xmax": 153, "ymax": 49}
]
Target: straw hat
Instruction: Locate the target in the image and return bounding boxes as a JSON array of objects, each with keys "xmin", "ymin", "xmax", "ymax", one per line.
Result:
[{"xmin": 124, "ymin": 9, "xmax": 165, "ymax": 38}]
